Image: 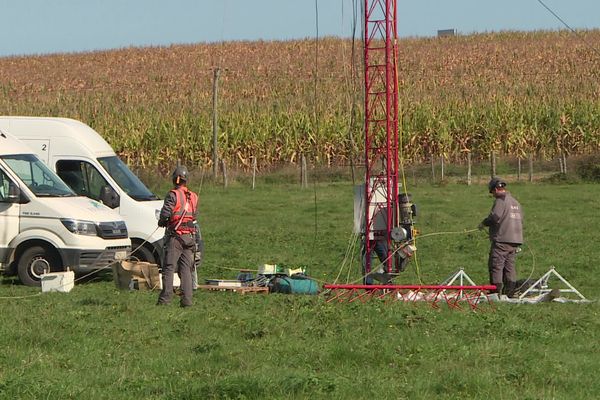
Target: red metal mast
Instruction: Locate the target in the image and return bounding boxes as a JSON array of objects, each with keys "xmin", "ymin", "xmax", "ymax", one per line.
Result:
[
  {"xmin": 363, "ymin": 0, "xmax": 399, "ymax": 277},
  {"xmin": 325, "ymin": 2, "xmax": 495, "ymax": 309}
]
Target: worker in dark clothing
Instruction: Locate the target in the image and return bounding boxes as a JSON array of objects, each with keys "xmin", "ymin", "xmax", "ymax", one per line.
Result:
[
  {"xmin": 157, "ymin": 165, "xmax": 199, "ymax": 307},
  {"xmin": 479, "ymin": 177, "xmax": 524, "ymax": 297},
  {"xmin": 362, "ymin": 239, "xmax": 389, "ymax": 285}
]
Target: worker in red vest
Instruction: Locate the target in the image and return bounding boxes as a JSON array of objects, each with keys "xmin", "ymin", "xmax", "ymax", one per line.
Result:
[{"xmin": 157, "ymin": 165, "xmax": 199, "ymax": 307}]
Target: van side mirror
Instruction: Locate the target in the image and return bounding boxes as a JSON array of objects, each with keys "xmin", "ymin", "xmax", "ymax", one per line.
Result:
[
  {"xmin": 99, "ymin": 185, "xmax": 120, "ymax": 209},
  {"xmin": 7, "ymin": 182, "xmax": 27, "ymax": 204}
]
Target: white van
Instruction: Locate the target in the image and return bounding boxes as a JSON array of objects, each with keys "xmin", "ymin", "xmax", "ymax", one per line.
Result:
[
  {"xmin": 0, "ymin": 116, "xmax": 168, "ymax": 265},
  {"xmin": 0, "ymin": 130, "xmax": 131, "ymax": 286}
]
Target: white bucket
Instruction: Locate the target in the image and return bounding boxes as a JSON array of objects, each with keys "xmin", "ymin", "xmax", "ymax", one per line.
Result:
[{"xmin": 41, "ymin": 270, "xmax": 75, "ymax": 293}]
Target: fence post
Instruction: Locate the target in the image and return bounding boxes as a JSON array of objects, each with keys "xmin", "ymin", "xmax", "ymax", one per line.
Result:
[
  {"xmin": 517, "ymin": 157, "xmax": 521, "ymax": 181},
  {"xmin": 301, "ymin": 154, "xmax": 308, "ymax": 189},
  {"xmin": 440, "ymin": 156, "xmax": 445, "ymax": 182},
  {"xmin": 559, "ymin": 151, "xmax": 568, "ymax": 174},
  {"xmin": 467, "ymin": 152, "xmax": 472, "ymax": 186},
  {"xmin": 490, "ymin": 151, "xmax": 496, "ymax": 178},
  {"xmin": 252, "ymin": 156, "xmax": 257, "ymax": 190},
  {"xmin": 197, "ymin": 161, "xmax": 204, "ymax": 193},
  {"xmin": 558, "ymin": 154, "xmax": 564, "ymax": 174},
  {"xmin": 221, "ymin": 159, "xmax": 228, "ymax": 188},
  {"xmin": 528, "ymin": 154, "xmax": 533, "ymax": 182},
  {"xmin": 430, "ymin": 155, "xmax": 436, "ymax": 183}
]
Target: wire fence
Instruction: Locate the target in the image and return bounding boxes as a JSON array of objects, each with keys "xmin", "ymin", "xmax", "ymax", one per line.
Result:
[{"xmin": 135, "ymin": 151, "xmax": 594, "ymax": 191}]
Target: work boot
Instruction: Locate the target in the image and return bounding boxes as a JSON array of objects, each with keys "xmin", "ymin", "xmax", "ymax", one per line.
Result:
[
  {"xmin": 506, "ymin": 281, "xmax": 517, "ymax": 298},
  {"xmin": 501, "ymin": 278, "xmax": 508, "ymax": 295},
  {"xmin": 492, "ymin": 282, "xmax": 503, "ymax": 295}
]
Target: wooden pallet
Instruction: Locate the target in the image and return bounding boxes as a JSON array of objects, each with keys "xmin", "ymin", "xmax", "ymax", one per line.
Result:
[{"xmin": 196, "ymin": 285, "xmax": 269, "ymax": 294}]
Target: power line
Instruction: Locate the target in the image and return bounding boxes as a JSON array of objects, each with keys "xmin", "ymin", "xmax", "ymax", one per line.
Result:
[{"xmin": 536, "ymin": 0, "xmax": 600, "ymax": 59}]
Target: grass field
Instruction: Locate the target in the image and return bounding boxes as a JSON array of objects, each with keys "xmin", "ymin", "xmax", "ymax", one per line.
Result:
[
  {"xmin": 1, "ymin": 178, "xmax": 599, "ymax": 399},
  {"xmin": 1, "ymin": 23, "xmax": 599, "ymax": 399}
]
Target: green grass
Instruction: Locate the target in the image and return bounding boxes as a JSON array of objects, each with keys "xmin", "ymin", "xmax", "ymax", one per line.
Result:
[{"xmin": 1, "ymin": 179, "xmax": 599, "ymax": 399}]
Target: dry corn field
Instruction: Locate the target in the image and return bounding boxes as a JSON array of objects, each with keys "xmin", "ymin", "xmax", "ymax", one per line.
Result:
[{"xmin": 0, "ymin": 30, "xmax": 599, "ymax": 170}]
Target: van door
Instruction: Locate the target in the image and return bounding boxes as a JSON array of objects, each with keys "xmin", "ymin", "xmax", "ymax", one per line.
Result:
[
  {"xmin": 0, "ymin": 168, "xmax": 20, "ymax": 265},
  {"xmin": 55, "ymin": 159, "xmax": 119, "ymax": 208}
]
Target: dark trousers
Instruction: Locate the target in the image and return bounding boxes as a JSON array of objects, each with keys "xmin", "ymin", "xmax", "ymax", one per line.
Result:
[
  {"xmin": 488, "ymin": 241, "xmax": 518, "ymax": 285},
  {"xmin": 362, "ymin": 240, "xmax": 388, "ymax": 284},
  {"xmin": 158, "ymin": 234, "xmax": 195, "ymax": 306}
]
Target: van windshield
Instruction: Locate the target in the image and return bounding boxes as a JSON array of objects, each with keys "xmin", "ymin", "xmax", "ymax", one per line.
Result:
[
  {"xmin": 1, "ymin": 154, "xmax": 75, "ymax": 197},
  {"xmin": 98, "ymin": 156, "xmax": 159, "ymax": 201}
]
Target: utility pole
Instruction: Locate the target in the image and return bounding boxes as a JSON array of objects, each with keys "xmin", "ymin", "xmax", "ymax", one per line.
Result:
[{"xmin": 212, "ymin": 68, "xmax": 221, "ymax": 180}]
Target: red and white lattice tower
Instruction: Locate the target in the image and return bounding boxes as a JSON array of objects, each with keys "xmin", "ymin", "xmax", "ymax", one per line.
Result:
[
  {"xmin": 325, "ymin": 2, "xmax": 495, "ymax": 310},
  {"xmin": 363, "ymin": 0, "xmax": 399, "ymax": 276}
]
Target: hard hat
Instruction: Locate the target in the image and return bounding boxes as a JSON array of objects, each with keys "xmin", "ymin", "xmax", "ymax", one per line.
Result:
[
  {"xmin": 488, "ymin": 177, "xmax": 507, "ymax": 193},
  {"xmin": 172, "ymin": 165, "xmax": 189, "ymax": 185}
]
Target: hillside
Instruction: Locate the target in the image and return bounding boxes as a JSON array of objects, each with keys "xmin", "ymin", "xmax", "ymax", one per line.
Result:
[{"xmin": 1, "ymin": 30, "xmax": 599, "ymax": 169}]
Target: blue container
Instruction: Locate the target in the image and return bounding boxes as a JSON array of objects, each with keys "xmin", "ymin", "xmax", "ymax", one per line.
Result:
[{"xmin": 269, "ymin": 276, "xmax": 318, "ymax": 295}]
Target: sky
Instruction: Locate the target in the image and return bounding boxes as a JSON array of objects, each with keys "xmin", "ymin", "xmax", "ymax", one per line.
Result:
[{"xmin": 0, "ymin": 0, "xmax": 598, "ymax": 57}]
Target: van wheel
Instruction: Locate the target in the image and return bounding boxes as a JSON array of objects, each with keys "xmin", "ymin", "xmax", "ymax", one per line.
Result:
[
  {"xmin": 131, "ymin": 244, "xmax": 157, "ymax": 265},
  {"xmin": 18, "ymin": 246, "xmax": 61, "ymax": 287}
]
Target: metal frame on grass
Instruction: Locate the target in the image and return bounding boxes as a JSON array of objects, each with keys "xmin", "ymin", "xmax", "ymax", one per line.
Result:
[
  {"xmin": 518, "ymin": 267, "xmax": 587, "ymax": 301},
  {"xmin": 324, "ymin": 284, "xmax": 496, "ymax": 311}
]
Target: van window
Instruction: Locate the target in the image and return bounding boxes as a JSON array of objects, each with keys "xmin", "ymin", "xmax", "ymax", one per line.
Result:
[
  {"xmin": 98, "ymin": 156, "xmax": 158, "ymax": 201},
  {"xmin": 56, "ymin": 160, "xmax": 110, "ymax": 201},
  {"xmin": 2, "ymin": 154, "xmax": 74, "ymax": 197}
]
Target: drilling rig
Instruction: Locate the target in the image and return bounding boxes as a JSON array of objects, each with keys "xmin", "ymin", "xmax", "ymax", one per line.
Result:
[
  {"xmin": 327, "ymin": 2, "xmax": 495, "ymax": 308},
  {"xmin": 355, "ymin": 0, "xmax": 416, "ymax": 284}
]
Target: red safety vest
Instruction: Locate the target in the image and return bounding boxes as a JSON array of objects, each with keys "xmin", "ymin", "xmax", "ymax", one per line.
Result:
[{"xmin": 168, "ymin": 186, "xmax": 198, "ymax": 235}]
